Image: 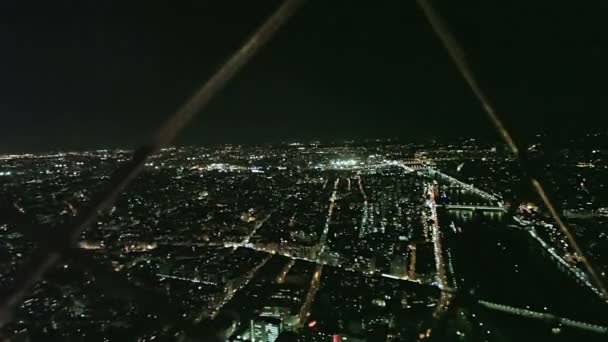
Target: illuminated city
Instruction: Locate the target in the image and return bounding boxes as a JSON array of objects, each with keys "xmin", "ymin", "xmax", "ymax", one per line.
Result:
[
  {"xmin": 1, "ymin": 0, "xmax": 607, "ymax": 341},
  {"xmin": 1, "ymin": 134, "xmax": 608, "ymax": 341}
]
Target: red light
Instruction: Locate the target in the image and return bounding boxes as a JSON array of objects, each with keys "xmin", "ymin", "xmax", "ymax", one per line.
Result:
[
  {"xmin": 333, "ymin": 335, "xmax": 341, "ymax": 342},
  {"xmin": 307, "ymin": 320, "xmax": 317, "ymax": 328}
]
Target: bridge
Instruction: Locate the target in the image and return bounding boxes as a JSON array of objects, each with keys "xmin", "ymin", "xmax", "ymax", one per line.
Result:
[
  {"xmin": 479, "ymin": 300, "xmax": 608, "ymax": 335},
  {"xmin": 397, "ymin": 162, "xmax": 506, "ymax": 212},
  {"xmin": 419, "ymin": 167, "xmax": 503, "ymax": 205},
  {"xmin": 437, "ymin": 204, "xmax": 507, "ymax": 212}
]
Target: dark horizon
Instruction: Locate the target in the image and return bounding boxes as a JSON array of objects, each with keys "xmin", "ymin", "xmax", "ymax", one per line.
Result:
[
  {"xmin": 3, "ymin": 128, "xmax": 607, "ymax": 155},
  {"xmin": 1, "ymin": 0, "xmax": 607, "ymax": 153}
]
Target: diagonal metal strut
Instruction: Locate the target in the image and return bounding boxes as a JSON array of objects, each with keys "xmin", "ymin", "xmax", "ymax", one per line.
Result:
[{"xmin": 416, "ymin": 0, "xmax": 608, "ymax": 299}]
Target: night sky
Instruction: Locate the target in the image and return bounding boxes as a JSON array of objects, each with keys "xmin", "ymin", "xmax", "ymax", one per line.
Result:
[{"xmin": 1, "ymin": 0, "xmax": 607, "ymax": 152}]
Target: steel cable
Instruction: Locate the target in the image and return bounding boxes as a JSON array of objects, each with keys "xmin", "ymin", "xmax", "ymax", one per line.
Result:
[{"xmin": 415, "ymin": 0, "xmax": 608, "ymax": 299}]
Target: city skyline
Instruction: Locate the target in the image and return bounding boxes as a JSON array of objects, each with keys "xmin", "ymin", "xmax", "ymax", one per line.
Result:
[
  {"xmin": 2, "ymin": 137, "xmax": 608, "ymax": 341},
  {"xmin": 2, "ymin": 129, "xmax": 607, "ymax": 155}
]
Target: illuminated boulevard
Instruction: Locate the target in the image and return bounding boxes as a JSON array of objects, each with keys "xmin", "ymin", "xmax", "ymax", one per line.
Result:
[
  {"xmin": 206, "ymin": 254, "xmax": 272, "ymax": 320},
  {"xmin": 423, "ymin": 181, "xmax": 455, "ymax": 318},
  {"xmin": 316, "ymin": 178, "xmax": 340, "ymax": 261},
  {"xmin": 297, "ymin": 264, "xmax": 323, "ymax": 327}
]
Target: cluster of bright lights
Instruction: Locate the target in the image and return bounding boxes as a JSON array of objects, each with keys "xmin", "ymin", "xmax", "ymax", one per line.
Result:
[
  {"xmin": 331, "ymin": 159, "xmax": 358, "ymax": 167},
  {"xmin": 207, "ymin": 163, "xmax": 245, "ymax": 172},
  {"xmin": 0, "ymin": 171, "xmax": 12, "ymax": 176},
  {"xmin": 382, "ymin": 160, "xmax": 402, "ymax": 166}
]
